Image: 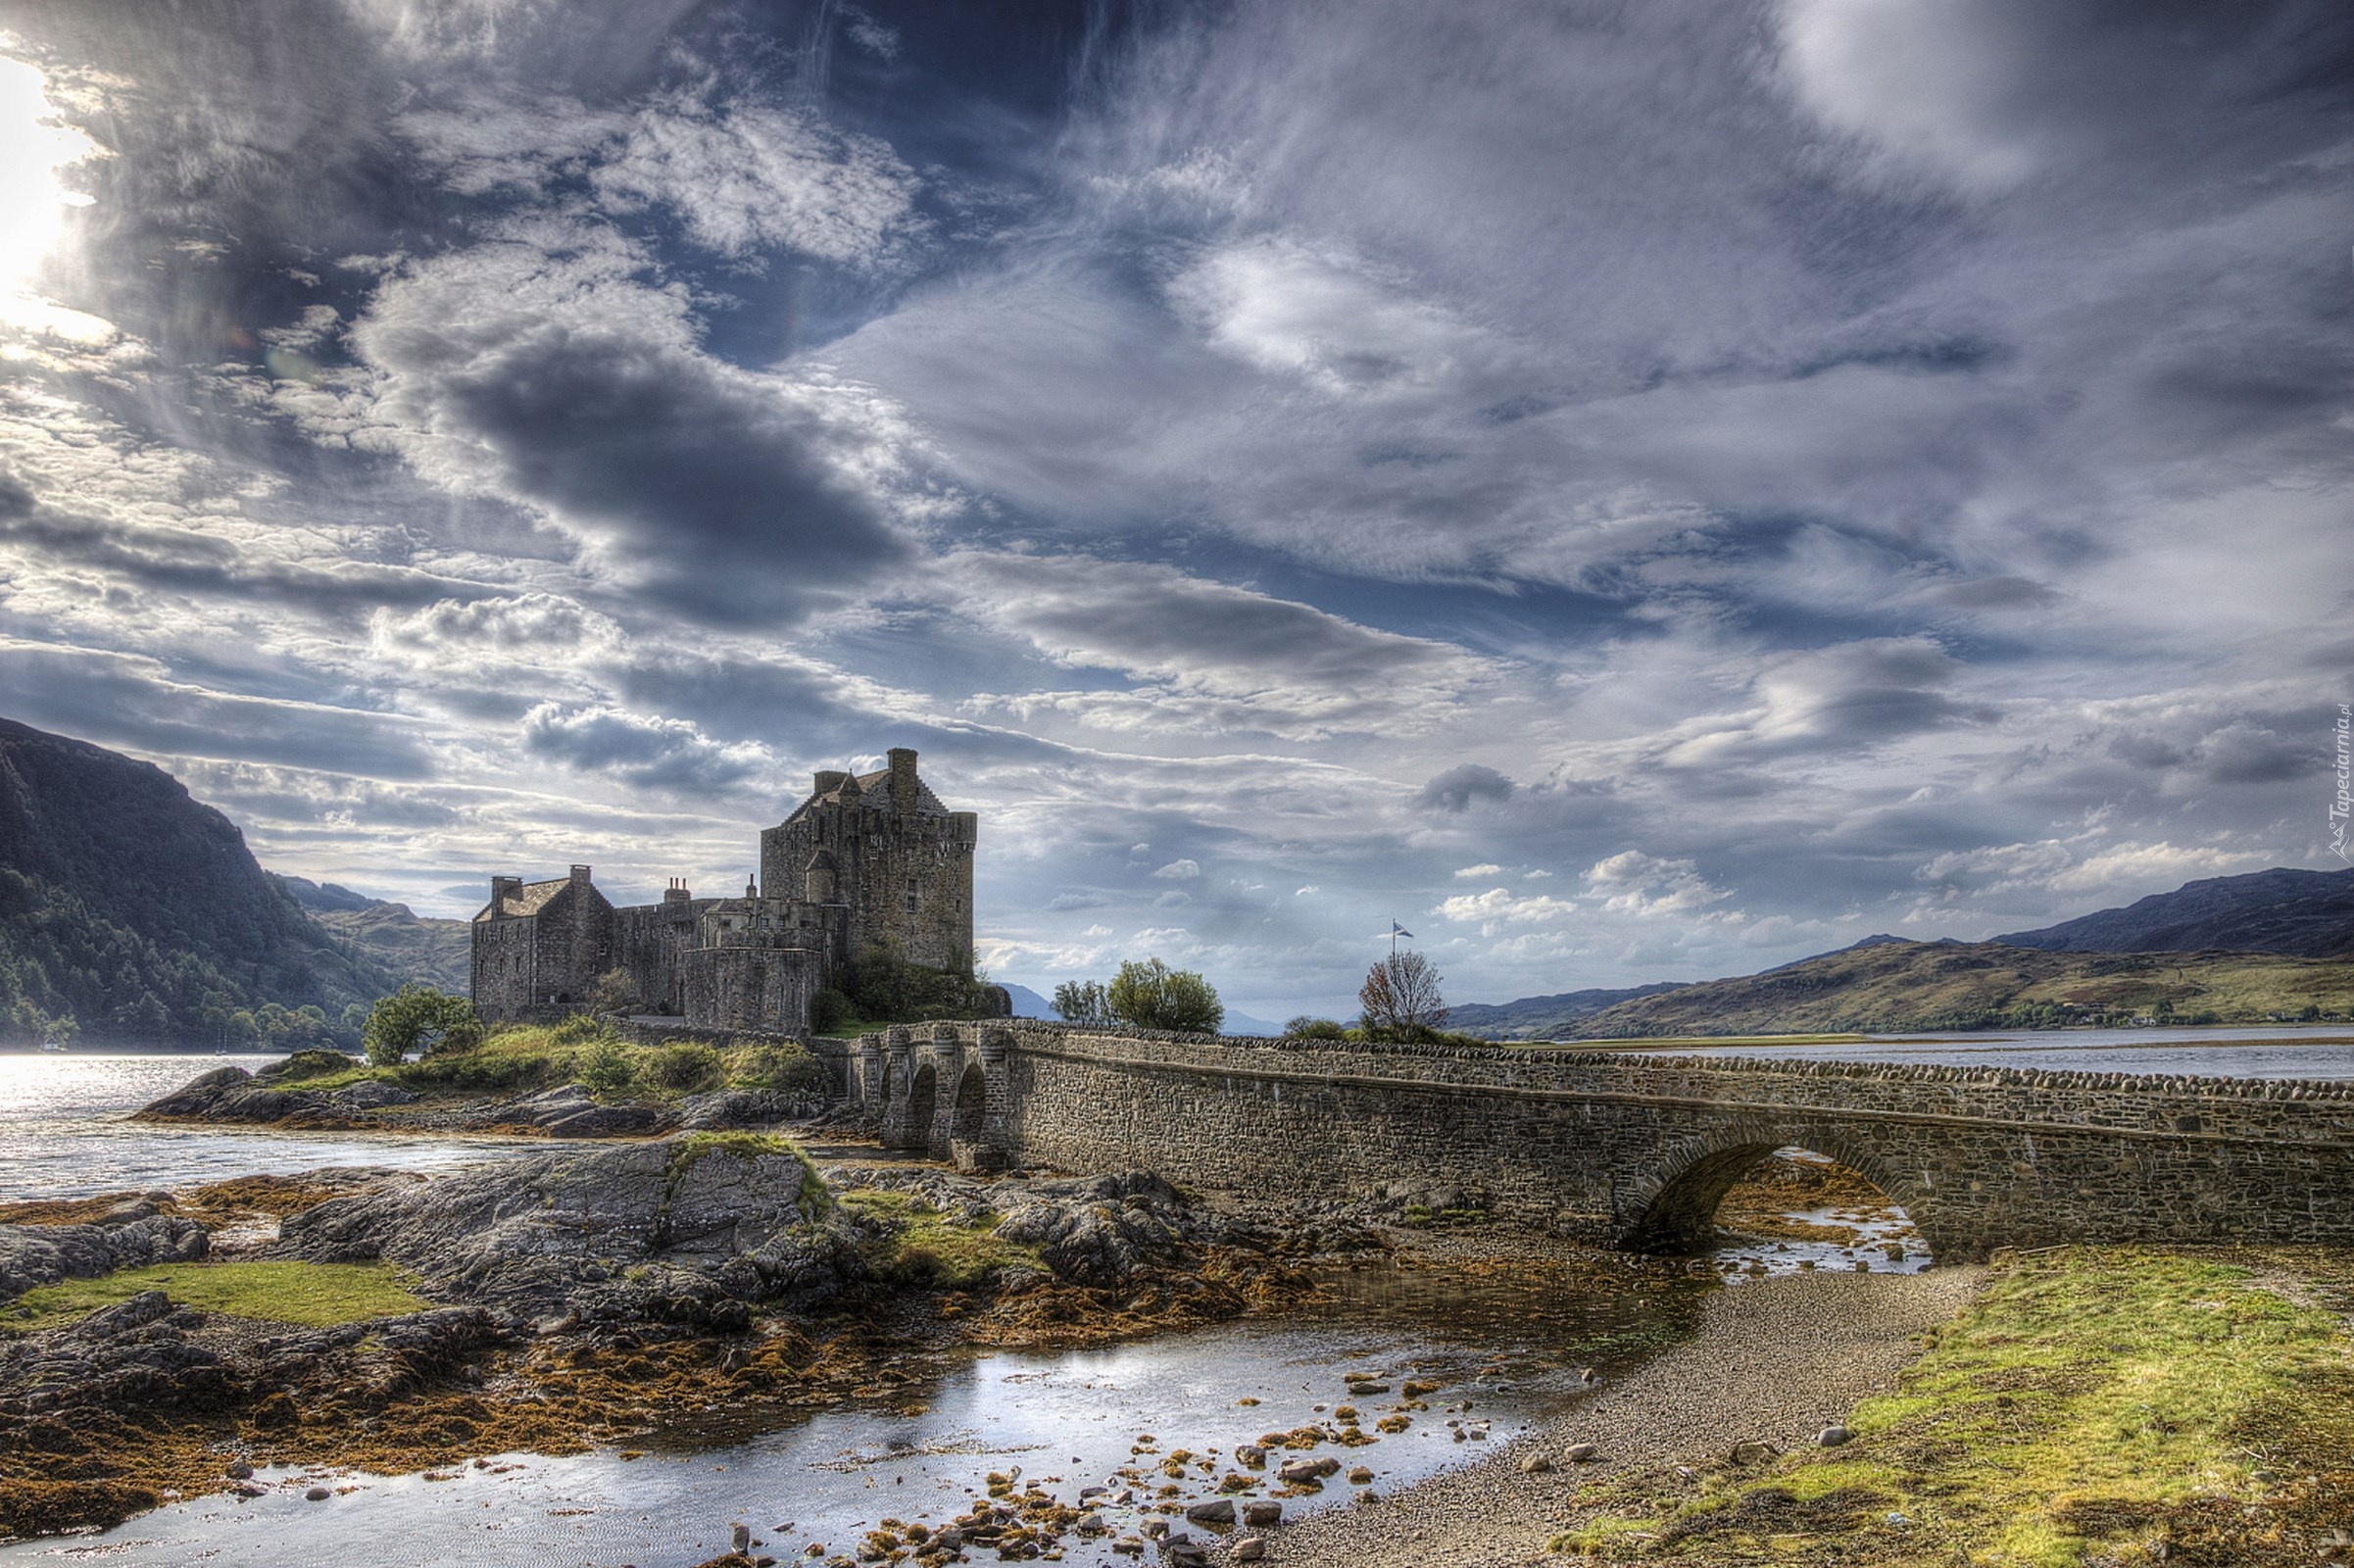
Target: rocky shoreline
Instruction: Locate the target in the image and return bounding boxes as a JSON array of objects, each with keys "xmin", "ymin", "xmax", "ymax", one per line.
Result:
[
  {"xmin": 1, "ymin": 1057, "xmax": 1991, "ymax": 1560},
  {"xmin": 0, "ymin": 1113, "xmax": 1379, "ymax": 1542}
]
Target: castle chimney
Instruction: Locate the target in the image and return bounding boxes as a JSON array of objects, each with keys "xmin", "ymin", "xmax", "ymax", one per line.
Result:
[
  {"xmin": 569, "ymin": 864, "xmax": 593, "ymax": 885},
  {"xmin": 814, "ymin": 769, "xmax": 849, "ymax": 796},
  {"xmin": 888, "ymin": 747, "xmax": 918, "ymax": 810},
  {"xmin": 491, "ymin": 875, "xmax": 521, "ymax": 909}
]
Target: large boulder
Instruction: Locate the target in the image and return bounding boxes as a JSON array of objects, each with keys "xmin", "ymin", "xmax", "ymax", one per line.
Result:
[{"xmin": 274, "ymin": 1137, "xmax": 858, "ymax": 1321}]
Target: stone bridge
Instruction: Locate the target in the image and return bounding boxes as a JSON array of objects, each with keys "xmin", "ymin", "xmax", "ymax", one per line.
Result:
[{"xmin": 847, "ymin": 1020, "xmax": 2354, "ymax": 1259}]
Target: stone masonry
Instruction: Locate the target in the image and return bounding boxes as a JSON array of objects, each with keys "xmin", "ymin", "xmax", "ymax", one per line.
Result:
[
  {"xmin": 853, "ymin": 1020, "xmax": 2354, "ymax": 1257},
  {"xmin": 470, "ymin": 749, "xmax": 977, "ymax": 1035}
]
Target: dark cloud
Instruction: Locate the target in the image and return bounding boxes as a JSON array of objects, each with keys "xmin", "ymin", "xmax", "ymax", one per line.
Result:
[{"xmin": 1417, "ymin": 764, "xmax": 1515, "ymax": 813}]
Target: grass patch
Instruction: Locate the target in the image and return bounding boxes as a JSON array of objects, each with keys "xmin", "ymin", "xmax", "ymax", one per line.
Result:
[
  {"xmin": 1552, "ymin": 1247, "xmax": 2354, "ymax": 1566},
  {"xmin": 838, "ymin": 1189, "xmax": 1045, "ymax": 1291},
  {"xmin": 5, "ymin": 1261, "xmax": 432, "ymax": 1331},
  {"xmin": 279, "ymin": 1021, "xmax": 827, "ymax": 1104}
]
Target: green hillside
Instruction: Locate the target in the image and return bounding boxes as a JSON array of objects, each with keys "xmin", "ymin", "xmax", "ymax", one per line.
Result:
[
  {"xmin": 1571, "ymin": 940, "xmax": 2354, "ymax": 1038},
  {"xmin": 0, "ymin": 718, "xmax": 401, "ymax": 1048},
  {"xmin": 276, "ymin": 876, "xmax": 472, "ymax": 994}
]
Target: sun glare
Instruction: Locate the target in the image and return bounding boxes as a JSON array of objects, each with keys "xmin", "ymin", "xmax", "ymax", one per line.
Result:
[{"xmin": 0, "ymin": 52, "xmax": 108, "ymax": 344}]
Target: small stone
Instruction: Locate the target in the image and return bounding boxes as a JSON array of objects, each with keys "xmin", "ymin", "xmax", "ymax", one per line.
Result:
[
  {"xmin": 1519, "ymin": 1453, "xmax": 1556, "ymax": 1474},
  {"xmin": 1241, "ymin": 1500, "xmax": 1283, "ymax": 1528},
  {"xmin": 304, "ymin": 1486, "xmax": 332, "ymax": 1501},
  {"xmin": 1818, "ymin": 1425, "xmax": 1851, "ymax": 1447},
  {"xmin": 224, "ymin": 1462, "xmax": 254, "ymax": 1481},
  {"xmin": 1729, "ymin": 1441, "xmax": 1778, "ymax": 1467},
  {"xmin": 1183, "ymin": 1498, "xmax": 1235, "ymax": 1526},
  {"xmin": 1232, "ymin": 1538, "xmax": 1265, "ymax": 1562},
  {"xmin": 733, "ymin": 1523, "xmax": 754, "ymax": 1553},
  {"xmin": 1565, "ymin": 1444, "xmax": 1600, "ymax": 1464},
  {"xmin": 1346, "ymin": 1467, "xmax": 1373, "ymax": 1486}
]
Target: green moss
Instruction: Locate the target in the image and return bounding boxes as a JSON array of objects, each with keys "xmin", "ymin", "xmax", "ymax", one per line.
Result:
[
  {"xmin": 5, "ymin": 1261, "xmax": 432, "ymax": 1331},
  {"xmin": 1551, "ymin": 1247, "xmax": 2354, "ymax": 1566},
  {"xmin": 838, "ymin": 1188, "xmax": 1044, "ymax": 1290}
]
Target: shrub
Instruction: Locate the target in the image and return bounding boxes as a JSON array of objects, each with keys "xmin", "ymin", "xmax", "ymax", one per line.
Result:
[
  {"xmin": 1107, "ymin": 957, "xmax": 1224, "ymax": 1034},
  {"xmin": 650, "ymin": 1042, "xmax": 723, "ymax": 1093},
  {"xmin": 1284, "ymin": 1016, "xmax": 1349, "ymax": 1040},
  {"xmin": 812, "ymin": 987, "xmax": 856, "ymax": 1032},
  {"xmin": 275, "ymin": 1048, "xmax": 360, "ymax": 1081},
  {"xmin": 362, "ymin": 986, "xmax": 485, "ymax": 1066},
  {"xmin": 724, "ymin": 1040, "xmax": 828, "ymax": 1094},
  {"xmin": 577, "ymin": 1035, "xmax": 637, "ymax": 1097},
  {"xmin": 552, "ymin": 1013, "xmax": 614, "ymax": 1046}
]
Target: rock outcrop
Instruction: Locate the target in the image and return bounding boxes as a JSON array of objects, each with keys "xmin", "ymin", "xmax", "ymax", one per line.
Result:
[
  {"xmin": 0, "ymin": 1206, "xmax": 208, "ymax": 1298},
  {"xmin": 274, "ymin": 1138, "xmax": 858, "ymax": 1328}
]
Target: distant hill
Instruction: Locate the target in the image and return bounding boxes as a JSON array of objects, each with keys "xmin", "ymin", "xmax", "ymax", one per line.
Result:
[
  {"xmin": 1448, "ymin": 983, "xmax": 1689, "ymax": 1041},
  {"xmin": 1997, "ymin": 866, "xmax": 2354, "ymax": 958},
  {"xmin": 0, "ymin": 717, "xmax": 400, "ymax": 1046},
  {"xmin": 1001, "ymin": 981, "xmax": 1054, "ymax": 1019},
  {"xmin": 274, "ymin": 875, "xmax": 471, "ymax": 994},
  {"xmin": 1572, "ymin": 939, "xmax": 2354, "ymax": 1038}
]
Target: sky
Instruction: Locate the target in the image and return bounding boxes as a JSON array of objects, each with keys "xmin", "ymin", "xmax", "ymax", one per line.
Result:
[{"xmin": 0, "ymin": 0, "xmax": 2347, "ymax": 1022}]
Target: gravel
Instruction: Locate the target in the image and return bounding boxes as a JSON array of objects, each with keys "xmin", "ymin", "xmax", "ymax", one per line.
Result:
[{"xmin": 1257, "ymin": 1263, "xmax": 1988, "ymax": 1567}]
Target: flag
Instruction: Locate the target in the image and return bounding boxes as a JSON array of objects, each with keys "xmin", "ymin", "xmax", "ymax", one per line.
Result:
[{"xmin": 1390, "ymin": 920, "xmax": 1414, "ymax": 940}]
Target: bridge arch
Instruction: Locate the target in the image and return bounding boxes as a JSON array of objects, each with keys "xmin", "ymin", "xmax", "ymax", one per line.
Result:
[
  {"xmin": 906, "ymin": 1061, "xmax": 939, "ymax": 1152},
  {"xmin": 1620, "ymin": 1125, "xmax": 1934, "ymax": 1256},
  {"xmin": 951, "ymin": 1060, "xmax": 988, "ymax": 1147}
]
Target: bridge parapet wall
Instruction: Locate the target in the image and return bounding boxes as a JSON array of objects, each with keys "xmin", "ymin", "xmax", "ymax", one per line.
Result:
[{"xmin": 979, "ymin": 1023, "xmax": 2354, "ymax": 1258}]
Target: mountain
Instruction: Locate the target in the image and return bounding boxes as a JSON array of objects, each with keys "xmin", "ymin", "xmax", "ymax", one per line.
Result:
[
  {"xmin": 1571, "ymin": 939, "xmax": 2354, "ymax": 1038},
  {"xmin": 1001, "ymin": 981, "xmax": 1054, "ymax": 1019},
  {"xmin": 1447, "ymin": 983, "xmax": 1690, "ymax": 1041},
  {"xmin": 275, "ymin": 876, "xmax": 472, "ymax": 994},
  {"xmin": 0, "ymin": 717, "xmax": 399, "ymax": 1046},
  {"xmin": 1997, "ymin": 866, "xmax": 2354, "ymax": 958}
]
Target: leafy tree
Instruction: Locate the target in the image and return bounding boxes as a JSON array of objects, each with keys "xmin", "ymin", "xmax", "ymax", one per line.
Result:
[
  {"xmin": 1360, "ymin": 951, "xmax": 1448, "ymax": 1038},
  {"xmin": 1284, "ymin": 1015, "xmax": 1349, "ymax": 1040},
  {"xmin": 1107, "ymin": 957, "xmax": 1224, "ymax": 1034},
  {"xmin": 363, "ymin": 984, "xmax": 485, "ymax": 1066},
  {"xmin": 588, "ymin": 967, "xmax": 640, "ymax": 1014},
  {"xmin": 1053, "ymin": 979, "xmax": 1112, "ymax": 1025}
]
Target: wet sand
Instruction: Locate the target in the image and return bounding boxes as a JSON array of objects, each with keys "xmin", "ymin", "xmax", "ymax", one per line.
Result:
[{"xmin": 1260, "ymin": 1263, "xmax": 1988, "ymax": 1567}]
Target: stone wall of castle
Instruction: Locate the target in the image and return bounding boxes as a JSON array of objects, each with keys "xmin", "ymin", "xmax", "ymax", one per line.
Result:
[
  {"xmin": 471, "ymin": 868, "xmax": 614, "ymax": 1023},
  {"xmin": 473, "ymin": 750, "xmax": 975, "ymax": 1034},
  {"xmin": 612, "ymin": 891, "xmax": 711, "ymax": 1016},
  {"xmin": 760, "ymin": 748, "xmax": 976, "ymax": 973}
]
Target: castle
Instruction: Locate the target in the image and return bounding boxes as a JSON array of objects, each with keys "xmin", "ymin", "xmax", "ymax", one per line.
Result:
[{"xmin": 470, "ymin": 748, "xmax": 979, "ymax": 1035}]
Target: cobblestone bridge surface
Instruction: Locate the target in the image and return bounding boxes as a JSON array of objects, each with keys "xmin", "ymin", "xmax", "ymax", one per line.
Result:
[{"xmin": 840, "ymin": 1020, "xmax": 2354, "ymax": 1259}]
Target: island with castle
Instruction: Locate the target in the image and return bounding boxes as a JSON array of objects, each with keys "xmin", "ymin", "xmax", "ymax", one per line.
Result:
[{"xmin": 468, "ymin": 747, "xmax": 993, "ymax": 1035}]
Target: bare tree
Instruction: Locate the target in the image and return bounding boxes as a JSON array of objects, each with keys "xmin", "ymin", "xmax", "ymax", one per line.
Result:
[{"xmin": 1359, "ymin": 951, "xmax": 1448, "ymax": 1036}]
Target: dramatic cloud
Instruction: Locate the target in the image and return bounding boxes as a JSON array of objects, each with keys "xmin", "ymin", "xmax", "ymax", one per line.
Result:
[{"xmin": 0, "ymin": 0, "xmax": 2343, "ymax": 1017}]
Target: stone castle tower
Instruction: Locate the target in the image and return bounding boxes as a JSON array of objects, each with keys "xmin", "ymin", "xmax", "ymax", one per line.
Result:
[{"xmin": 470, "ymin": 748, "xmax": 981, "ymax": 1035}]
